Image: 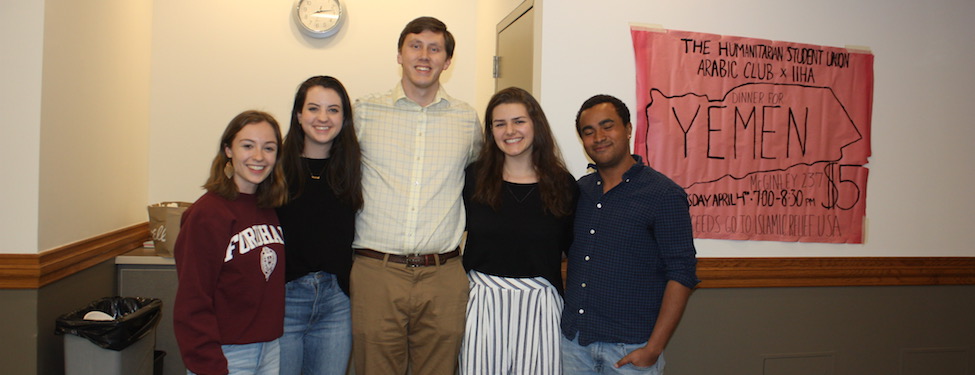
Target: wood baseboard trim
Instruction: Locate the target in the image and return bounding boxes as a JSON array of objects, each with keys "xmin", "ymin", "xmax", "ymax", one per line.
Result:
[
  {"xmin": 3, "ymin": 225, "xmax": 972, "ymax": 289},
  {"xmin": 0, "ymin": 222, "xmax": 149, "ymax": 289},
  {"xmin": 697, "ymin": 257, "xmax": 975, "ymax": 288}
]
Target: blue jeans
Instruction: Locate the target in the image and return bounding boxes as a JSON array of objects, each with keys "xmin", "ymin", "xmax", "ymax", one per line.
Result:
[
  {"xmin": 186, "ymin": 339, "xmax": 279, "ymax": 375},
  {"xmin": 279, "ymin": 271, "xmax": 352, "ymax": 375},
  {"xmin": 562, "ymin": 333, "xmax": 666, "ymax": 375}
]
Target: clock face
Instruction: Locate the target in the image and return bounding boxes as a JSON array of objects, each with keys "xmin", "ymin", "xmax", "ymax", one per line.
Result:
[{"xmin": 295, "ymin": 0, "xmax": 344, "ymax": 38}]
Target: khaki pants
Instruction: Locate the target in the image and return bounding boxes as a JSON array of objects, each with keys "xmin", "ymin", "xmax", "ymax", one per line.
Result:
[{"xmin": 350, "ymin": 254, "xmax": 468, "ymax": 375}]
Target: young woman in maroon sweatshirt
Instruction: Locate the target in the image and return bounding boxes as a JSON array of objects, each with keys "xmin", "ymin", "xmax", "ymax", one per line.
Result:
[{"xmin": 174, "ymin": 110, "xmax": 289, "ymax": 375}]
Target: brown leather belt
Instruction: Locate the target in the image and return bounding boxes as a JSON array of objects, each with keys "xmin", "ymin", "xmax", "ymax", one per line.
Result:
[{"xmin": 354, "ymin": 248, "xmax": 460, "ymax": 267}]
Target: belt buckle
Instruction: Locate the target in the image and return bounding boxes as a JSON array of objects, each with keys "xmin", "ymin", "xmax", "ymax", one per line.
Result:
[{"xmin": 405, "ymin": 255, "xmax": 426, "ymax": 267}]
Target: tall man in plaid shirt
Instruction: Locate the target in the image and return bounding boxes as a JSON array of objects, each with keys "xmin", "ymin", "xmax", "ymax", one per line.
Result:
[
  {"xmin": 561, "ymin": 95, "xmax": 699, "ymax": 375},
  {"xmin": 350, "ymin": 17, "xmax": 482, "ymax": 375}
]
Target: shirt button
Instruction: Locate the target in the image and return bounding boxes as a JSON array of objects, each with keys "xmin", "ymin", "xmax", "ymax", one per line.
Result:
[
  {"xmin": 596, "ymin": 203, "xmax": 602, "ymax": 209},
  {"xmin": 581, "ymin": 283, "xmax": 587, "ymax": 287},
  {"xmin": 584, "ymin": 256, "xmax": 590, "ymax": 261},
  {"xmin": 625, "ymin": 178, "xmax": 630, "ymax": 183},
  {"xmin": 597, "ymin": 181, "xmax": 602, "ymax": 185},
  {"xmin": 589, "ymin": 229, "xmax": 595, "ymax": 235},
  {"xmin": 579, "ymin": 309, "xmax": 585, "ymax": 314}
]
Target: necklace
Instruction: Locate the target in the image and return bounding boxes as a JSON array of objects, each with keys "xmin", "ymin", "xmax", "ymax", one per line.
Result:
[
  {"xmin": 306, "ymin": 158, "xmax": 328, "ymax": 180},
  {"xmin": 506, "ymin": 183, "xmax": 536, "ymax": 204}
]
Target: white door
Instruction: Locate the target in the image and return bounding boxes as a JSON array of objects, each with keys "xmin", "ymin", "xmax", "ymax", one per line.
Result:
[{"xmin": 496, "ymin": 2, "xmax": 534, "ymax": 95}]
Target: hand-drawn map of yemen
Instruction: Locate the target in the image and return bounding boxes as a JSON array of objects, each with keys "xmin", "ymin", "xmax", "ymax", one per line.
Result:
[{"xmin": 631, "ymin": 27, "xmax": 873, "ymax": 243}]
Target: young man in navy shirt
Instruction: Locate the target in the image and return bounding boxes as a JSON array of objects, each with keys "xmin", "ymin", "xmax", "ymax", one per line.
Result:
[{"xmin": 561, "ymin": 95, "xmax": 699, "ymax": 374}]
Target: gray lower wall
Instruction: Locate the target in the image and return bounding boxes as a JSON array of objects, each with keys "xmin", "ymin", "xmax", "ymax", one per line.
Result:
[
  {"xmin": 0, "ymin": 288, "xmax": 39, "ymax": 375},
  {"xmin": 2, "ymin": 263, "xmax": 973, "ymax": 375},
  {"xmin": 667, "ymin": 285, "xmax": 975, "ymax": 375},
  {"xmin": 0, "ymin": 259, "xmax": 116, "ymax": 375}
]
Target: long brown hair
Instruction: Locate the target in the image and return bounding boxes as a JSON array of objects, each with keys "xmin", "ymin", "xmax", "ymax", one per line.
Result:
[
  {"xmin": 474, "ymin": 87, "xmax": 574, "ymax": 217},
  {"xmin": 280, "ymin": 76, "xmax": 363, "ymax": 210},
  {"xmin": 203, "ymin": 110, "xmax": 288, "ymax": 208}
]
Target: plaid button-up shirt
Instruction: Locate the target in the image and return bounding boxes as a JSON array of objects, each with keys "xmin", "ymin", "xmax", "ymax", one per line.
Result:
[{"xmin": 352, "ymin": 83, "xmax": 482, "ymax": 255}]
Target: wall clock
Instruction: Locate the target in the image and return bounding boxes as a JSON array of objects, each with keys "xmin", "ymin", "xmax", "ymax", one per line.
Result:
[{"xmin": 294, "ymin": 0, "xmax": 345, "ymax": 38}]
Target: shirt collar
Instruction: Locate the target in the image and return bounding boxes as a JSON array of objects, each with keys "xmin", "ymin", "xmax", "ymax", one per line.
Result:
[
  {"xmin": 393, "ymin": 82, "xmax": 450, "ymax": 109},
  {"xmin": 584, "ymin": 155, "xmax": 645, "ymax": 194},
  {"xmin": 587, "ymin": 154, "xmax": 645, "ymax": 177}
]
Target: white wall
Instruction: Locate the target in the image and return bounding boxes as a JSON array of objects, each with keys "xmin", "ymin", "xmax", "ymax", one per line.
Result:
[
  {"xmin": 0, "ymin": 1, "xmax": 43, "ymax": 254},
  {"xmin": 6, "ymin": 0, "xmax": 969, "ymax": 257},
  {"xmin": 538, "ymin": 0, "xmax": 975, "ymax": 256},
  {"xmin": 0, "ymin": 0, "xmax": 516, "ymax": 254},
  {"xmin": 148, "ymin": 0, "xmax": 483, "ymax": 203},
  {"xmin": 36, "ymin": 0, "xmax": 152, "ymax": 250},
  {"xmin": 1, "ymin": 0, "xmax": 153, "ymax": 254}
]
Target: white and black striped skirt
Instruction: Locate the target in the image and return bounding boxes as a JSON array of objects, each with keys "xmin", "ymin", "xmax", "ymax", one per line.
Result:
[{"xmin": 460, "ymin": 270, "xmax": 563, "ymax": 375}]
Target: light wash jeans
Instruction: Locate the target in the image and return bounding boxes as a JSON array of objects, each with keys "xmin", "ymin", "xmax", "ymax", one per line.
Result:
[
  {"xmin": 562, "ymin": 333, "xmax": 666, "ymax": 375},
  {"xmin": 186, "ymin": 339, "xmax": 280, "ymax": 375},
  {"xmin": 279, "ymin": 271, "xmax": 352, "ymax": 375}
]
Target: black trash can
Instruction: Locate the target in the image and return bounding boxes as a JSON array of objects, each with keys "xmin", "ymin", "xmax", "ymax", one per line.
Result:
[{"xmin": 55, "ymin": 296, "xmax": 162, "ymax": 375}]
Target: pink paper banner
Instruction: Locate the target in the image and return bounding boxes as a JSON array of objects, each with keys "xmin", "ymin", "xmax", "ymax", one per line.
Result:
[{"xmin": 631, "ymin": 27, "xmax": 873, "ymax": 243}]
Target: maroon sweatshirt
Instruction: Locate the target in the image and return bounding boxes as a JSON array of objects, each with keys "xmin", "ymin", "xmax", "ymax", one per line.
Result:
[{"xmin": 173, "ymin": 191, "xmax": 285, "ymax": 375}]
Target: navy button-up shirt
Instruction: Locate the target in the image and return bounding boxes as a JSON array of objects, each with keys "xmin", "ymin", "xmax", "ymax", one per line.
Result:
[{"xmin": 561, "ymin": 155, "xmax": 699, "ymax": 346}]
